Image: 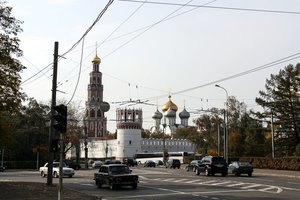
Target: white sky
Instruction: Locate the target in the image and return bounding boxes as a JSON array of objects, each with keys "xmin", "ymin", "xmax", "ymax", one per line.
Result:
[{"xmin": 8, "ymin": 0, "xmax": 300, "ymax": 132}]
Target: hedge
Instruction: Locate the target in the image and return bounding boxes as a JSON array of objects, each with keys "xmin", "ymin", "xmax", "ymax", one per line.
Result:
[{"xmin": 238, "ymin": 157, "xmax": 300, "ymax": 171}]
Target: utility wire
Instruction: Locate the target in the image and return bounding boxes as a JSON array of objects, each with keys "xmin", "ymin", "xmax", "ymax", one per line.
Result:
[
  {"xmin": 66, "ymin": 37, "xmax": 85, "ymax": 106},
  {"xmin": 119, "ymin": 0, "xmax": 300, "ymax": 15},
  {"xmin": 21, "ymin": 0, "xmax": 114, "ymax": 87},
  {"xmin": 136, "ymin": 52, "xmax": 300, "ymax": 102}
]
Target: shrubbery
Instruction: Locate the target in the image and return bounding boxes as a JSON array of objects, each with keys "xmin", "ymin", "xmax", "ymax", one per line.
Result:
[{"xmin": 239, "ymin": 157, "xmax": 300, "ymax": 171}]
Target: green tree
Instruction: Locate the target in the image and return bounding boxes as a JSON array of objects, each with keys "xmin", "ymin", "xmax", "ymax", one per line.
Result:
[
  {"xmin": 255, "ymin": 64, "xmax": 300, "ymax": 156},
  {"xmin": 0, "ymin": 1, "xmax": 25, "ymax": 113},
  {"xmin": 0, "ymin": 1, "xmax": 25, "ymax": 153},
  {"xmin": 5, "ymin": 98, "xmax": 49, "ymax": 163}
]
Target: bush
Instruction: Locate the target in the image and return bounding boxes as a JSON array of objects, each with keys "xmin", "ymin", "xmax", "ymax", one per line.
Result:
[{"xmin": 238, "ymin": 157, "xmax": 300, "ymax": 170}]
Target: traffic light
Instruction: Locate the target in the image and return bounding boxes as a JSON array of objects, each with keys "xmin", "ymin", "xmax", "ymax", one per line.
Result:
[
  {"xmin": 51, "ymin": 139, "xmax": 59, "ymax": 152},
  {"xmin": 53, "ymin": 104, "xmax": 67, "ymax": 133}
]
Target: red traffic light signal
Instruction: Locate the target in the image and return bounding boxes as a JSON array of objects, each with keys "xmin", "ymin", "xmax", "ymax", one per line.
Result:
[{"xmin": 53, "ymin": 104, "xmax": 67, "ymax": 133}]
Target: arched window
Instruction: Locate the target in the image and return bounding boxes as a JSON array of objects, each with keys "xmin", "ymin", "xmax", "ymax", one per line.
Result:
[
  {"xmin": 97, "ymin": 109, "xmax": 101, "ymax": 117},
  {"xmin": 90, "ymin": 109, "xmax": 95, "ymax": 117}
]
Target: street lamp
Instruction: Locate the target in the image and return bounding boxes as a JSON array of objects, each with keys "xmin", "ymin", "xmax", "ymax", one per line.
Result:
[
  {"xmin": 83, "ymin": 119, "xmax": 88, "ymax": 169},
  {"xmin": 215, "ymin": 84, "xmax": 229, "ymax": 164}
]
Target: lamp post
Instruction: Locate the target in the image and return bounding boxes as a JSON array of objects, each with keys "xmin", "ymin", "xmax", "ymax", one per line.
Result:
[
  {"xmin": 215, "ymin": 84, "xmax": 228, "ymax": 164},
  {"xmin": 83, "ymin": 119, "xmax": 88, "ymax": 169}
]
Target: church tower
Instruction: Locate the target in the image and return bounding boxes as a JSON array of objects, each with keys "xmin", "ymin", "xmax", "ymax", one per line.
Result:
[{"xmin": 85, "ymin": 53, "xmax": 110, "ymax": 137}]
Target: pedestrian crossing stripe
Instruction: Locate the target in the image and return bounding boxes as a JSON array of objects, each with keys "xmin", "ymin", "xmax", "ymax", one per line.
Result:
[{"xmin": 139, "ymin": 177, "xmax": 282, "ymax": 194}]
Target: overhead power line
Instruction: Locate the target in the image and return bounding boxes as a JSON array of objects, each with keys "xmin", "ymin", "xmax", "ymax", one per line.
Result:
[
  {"xmin": 21, "ymin": 0, "xmax": 114, "ymax": 87},
  {"xmin": 119, "ymin": 0, "xmax": 300, "ymax": 15}
]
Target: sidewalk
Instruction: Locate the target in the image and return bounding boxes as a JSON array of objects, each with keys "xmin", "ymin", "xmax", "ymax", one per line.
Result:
[{"xmin": 254, "ymin": 168, "xmax": 300, "ymax": 179}]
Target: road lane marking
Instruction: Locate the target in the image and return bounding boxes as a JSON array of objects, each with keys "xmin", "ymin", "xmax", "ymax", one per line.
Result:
[
  {"xmin": 210, "ymin": 181, "xmax": 233, "ymax": 186},
  {"xmin": 173, "ymin": 179, "xmax": 189, "ymax": 182},
  {"xmin": 241, "ymin": 184, "xmax": 262, "ymax": 189}
]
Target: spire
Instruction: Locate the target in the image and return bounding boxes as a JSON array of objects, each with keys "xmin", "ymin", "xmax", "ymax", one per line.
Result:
[{"xmin": 92, "ymin": 42, "xmax": 101, "ymax": 65}]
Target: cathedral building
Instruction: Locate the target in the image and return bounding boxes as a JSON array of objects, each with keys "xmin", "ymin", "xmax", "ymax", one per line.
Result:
[
  {"xmin": 84, "ymin": 53, "xmax": 110, "ymax": 137},
  {"xmin": 67, "ymin": 55, "xmax": 194, "ymax": 161},
  {"xmin": 150, "ymin": 96, "xmax": 190, "ymax": 137}
]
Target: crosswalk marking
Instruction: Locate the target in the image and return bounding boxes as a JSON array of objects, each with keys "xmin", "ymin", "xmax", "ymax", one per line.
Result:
[
  {"xmin": 241, "ymin": 184, "xmax": 262, "ymax": 189},
  {"xmin": 141, "ymin": 177, "xmax": 283, "ymax": 194},
  {"xmin": 173, "ymin": 179, "xmax": 189, "ymax": 182},
  {"xmin": 210, "ymin": 181, "xmax": 233, "ymax": 186}
]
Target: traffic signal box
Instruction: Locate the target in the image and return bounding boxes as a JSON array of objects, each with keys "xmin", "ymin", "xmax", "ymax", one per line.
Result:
[
  {"xmin": 53, "ymin": 104, "xmax": 67, "ymax": 133},
  {"xmin": 51, "ymin": 139, "xmax": 59, "ymax": 152}
]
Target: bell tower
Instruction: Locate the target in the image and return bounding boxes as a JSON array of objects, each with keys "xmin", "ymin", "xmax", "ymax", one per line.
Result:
[{"xmin": 85, "ymin": 52, "xmax": 110, "ymax": 137}]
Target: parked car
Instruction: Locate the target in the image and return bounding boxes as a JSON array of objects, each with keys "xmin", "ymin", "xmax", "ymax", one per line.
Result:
[
  {"xmin": 186, "ymin": 160, "xmax": 202, "ymax": 172},
  {"xmin": 39, "ymin": 162, "xmax": 75, "ymax": 178},
  {"xmin": 153, "ymin": 160, "xmax": 164, "ymax": 167},
  {"xmin": 144, "ymin": 160, "xmax": 156, "ymax": 167},
  {"xmin": 195, "ymin": 156, "xmax": 228, "ymax": 176},
  {"xmin": 165, "ymin": 159, "xmax": 181, "ymax": 169},
  {"xmin": 123, "ymin": 158, "xmax": 138, "ymax": 167},
  {"xmin": 104, "ymin": 159, "xmax": 122, "ymax": 165},
  {"xmin": 92, "ymin": 160, "xmax": 104, "ymax": 168},
  {"xmin": 94, "ymin": 164, "xmax": 139, "ymax": 190},
  {"xmin": 64, "ymin": 160, "xmax": 81, "ymax": 170},
  {"xmin": 228, "ymin": 161, "xmax": 253, "ymax": 177}
]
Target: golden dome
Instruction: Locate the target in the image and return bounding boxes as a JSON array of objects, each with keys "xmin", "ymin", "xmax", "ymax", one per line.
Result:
[
  {"xmin": 162, "ymin": 95, "xmax": 178, "ymax": 112},
  {"xmin": 92, "ymin": 54, "xmax": 101, "ymax": 64}
]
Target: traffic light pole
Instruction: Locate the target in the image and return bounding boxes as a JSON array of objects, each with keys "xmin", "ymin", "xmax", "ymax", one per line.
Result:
[{"xmin": 47, "ymin": 41, "xmax": 59, "ymax": 186}]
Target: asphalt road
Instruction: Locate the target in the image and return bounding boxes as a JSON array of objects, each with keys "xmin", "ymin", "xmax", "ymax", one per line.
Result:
[{"xmin": 1, "ymin": 166, "xmax": 300, "ymax": 200}]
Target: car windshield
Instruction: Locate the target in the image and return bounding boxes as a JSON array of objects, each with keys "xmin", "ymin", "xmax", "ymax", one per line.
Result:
[{"xmin": 109, "ymin": 166, "xmax": 130, "ymax": 174}]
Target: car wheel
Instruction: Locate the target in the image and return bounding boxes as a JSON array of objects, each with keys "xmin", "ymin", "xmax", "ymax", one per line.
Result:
[
  {"xmin": 235, "ymin": 172, "xmax": 241, "ymax": 176},
  {"xmin": 132, "ymin": 183, "xmax": 137, "ymax": 189},
  {"xmin": 96, "ymin": 181, "xmax": 102, "ymax": 188},
  {"xmin": 195, "ymin": 168, "xmax": 200, "ymax": 175},
  {"xmin": 193, "ymin": 167, "xmax": 196, "ymax": 172},
  {"xmin": 110, "ymin": 183, "xmax": 116, "ymax": 190},
  {"xmin": 41, "ymin": 171, "xmax": 46, "ymax": 177},
  {"xmin": 205, "ymin": 168, "xmax": 210, "ymax": 176},
  {"xmin": 186, "ymin": 167, "xmax": 189, "ymax": 172},
  {"xmin": 248, "ymin": 172, "xmax": 252, "ymax": 177},
  {"xmin": 222, "ymin": 172, "xmax": 227, "ymax": 177},
  {"xmin": 53, "ymin": 171, "xmax": 59, "ymax": 178},
  {"xmin": 75, "ymin": 166, "xmax": 79, "ymax": 170}
]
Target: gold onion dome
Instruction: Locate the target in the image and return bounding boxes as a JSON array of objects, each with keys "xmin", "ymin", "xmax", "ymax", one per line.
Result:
[
  {"xmin": 162, "ymin": 95, "xmax": 178, "ymax": 112},
  {"xmin": 92, "ymin": 54, "xmax": 101, "ymax": 64}
]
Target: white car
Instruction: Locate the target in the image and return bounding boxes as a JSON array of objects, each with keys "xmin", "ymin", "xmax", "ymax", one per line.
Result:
[{"xmin": 39, "ymin": 162, "xmax": 75, "ymax": 178}]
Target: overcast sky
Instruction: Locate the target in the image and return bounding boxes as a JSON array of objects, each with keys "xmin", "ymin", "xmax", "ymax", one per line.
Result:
[{"xmin": 9, "ymin": 0, "xmax": 300, "ymax": 132}]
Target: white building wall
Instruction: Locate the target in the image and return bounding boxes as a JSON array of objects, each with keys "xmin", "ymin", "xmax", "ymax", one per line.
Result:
[{"xmin": 116, "ymin": 128, "xmax": 141, "ymax": 160}]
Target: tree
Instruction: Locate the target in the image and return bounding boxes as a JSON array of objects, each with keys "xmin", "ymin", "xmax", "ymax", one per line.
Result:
[
  {"xmin": 5, "ymin": 98, "xmax": 50, "ymax": 163},
  {"xmin": 255, "ymin": 64, "xmax": 300, "ymax": 156},
  {"xmin": 0, "ymin": 1, "xmax": 25, "ymax": 113},
  {"xmin": 0, "ymin": 1, "xmax": 25, "ymax": 152}
]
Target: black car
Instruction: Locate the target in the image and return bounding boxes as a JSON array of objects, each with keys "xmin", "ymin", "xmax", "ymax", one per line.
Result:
[
  {"xmin": 165, "ymin": 159, "xmax": 181, "ymax": 169},
  {"xmin": 186, "ymin": 160, "xmax": 202, "ymax": 172},
  {"xmin": 94, "ymin": 164, "xmax": 139, "ymax": 190},
  {"xmin": 104, "ymin": 159, "xmax": 122, "ymax": 165},
  {"xmin": 195, "ymin": 156, "xmax": 228, "ymax": 176},
  {"xmin": 144, "ymin": 160, "xmax": 156, "ymax": 167},
  {"xmin": 123, "ymin": 158, "xmax": 138, "ymax": 167},
  {"xmin": 64, "ymin": 160, "xmax": 81, "ymax": 170},
  {"xmin": 228, "ymin": 161, "xmax": 253, "ymax": 177}
]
